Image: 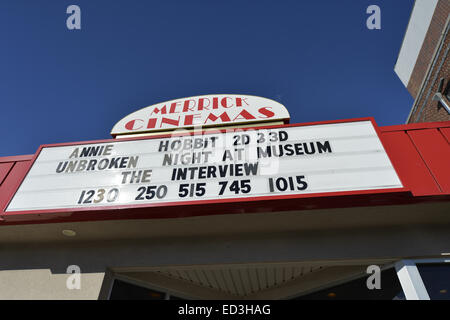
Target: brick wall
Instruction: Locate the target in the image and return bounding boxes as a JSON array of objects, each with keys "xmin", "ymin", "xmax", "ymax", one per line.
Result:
[
  {"xmin": 407, "ymin": 0, "xmax": 450, "ymax": 123},
  {"xmin": 409, "ymin": 26, "xmax": 450, "ymax": 123},
  {"xmin": 407, "ymin": 0, "xmax": 449, "ymax": 99}
]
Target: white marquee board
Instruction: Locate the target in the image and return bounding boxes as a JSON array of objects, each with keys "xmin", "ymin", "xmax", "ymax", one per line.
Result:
[{"xmin": 6, "ymin": 121, "xmax": 403, "ymax": 212}]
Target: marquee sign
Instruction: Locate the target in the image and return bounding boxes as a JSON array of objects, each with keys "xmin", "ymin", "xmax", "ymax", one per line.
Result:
[
  {"xmin": 6, "ymin": 120, "xmax": 403, "ymax": 213},
  {"xmin": 111, "ymin": 94, "xmax": 290, "ymax": 136}
]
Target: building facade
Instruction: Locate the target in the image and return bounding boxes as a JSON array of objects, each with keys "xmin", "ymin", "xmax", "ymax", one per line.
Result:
[
  {"xmin": 0, "ymin": 113, "xmax": 449, "ymax": 300},
  {"xmin": 0, "ymin": 3, "xmax": 450, "ymax": 300},
  {"xmin": 395, "ymin": 0, "xmax": 450, "ymax": 123}
]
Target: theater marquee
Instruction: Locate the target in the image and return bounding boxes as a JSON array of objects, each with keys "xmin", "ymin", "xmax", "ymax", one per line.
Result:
[
  {"xmin": 111, "ymin": 94, "xmax": 291, "ymax": 136},
  {"xmin": 6, "ymin": 120, "xmax": 403, "ymax": 212}
]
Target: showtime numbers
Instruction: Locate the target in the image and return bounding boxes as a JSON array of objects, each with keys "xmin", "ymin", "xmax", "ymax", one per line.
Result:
[
  {"xmin": 135, "ymin": 185, "xmax": 168, "ymax": 200},
  {"xmin": 268, "ymin": 175, "xmax": 308, "ymax": 193},
  {"xmin": 218, "ymin": 180, "xmax": 251, "ymax": 195},
  {"xmin": 76, "ymin": 176, "xmax": 309, "ymax": 206},
  {"xmin": 179, "ymin": 183, "xmax": 206, "ymax": 198},
  {"xmin": 78, "ymin": 188, "xmax": 119, "ymax": 204}
]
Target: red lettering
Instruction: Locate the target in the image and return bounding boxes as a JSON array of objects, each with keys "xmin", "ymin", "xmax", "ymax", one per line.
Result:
[
  {"xmin": 147, "ymin": 118, "xmax": 157, "ymax": 129},
  {"xmin": 184, "ymin": 113, "xmax": 202, "ymax": 126},
  {"xmin": 183, "ymin": 99, "xmax": 196, "ymax": 112},
  {"xmin": 204, "ymin": 112, "xmax": 231, "ymax": 124},
  {"xmin": 213, "ymin": 97, "xmax": 218, "ymax": 109},
  {"xmin": 221, "ymin": 97, "xmax": 234, "ymax": 108},
  {"xmin": 125, "ymin": 119, "xmax": 144, "ymax": 131},
  {"xmin": 149, "ymin": 106, "xmax": 167, "ymax": 116},
  {"xmin": 233, "ymin": 109, "xmax": 256, "ymax": 121},
  {"xmin": 198, "ymin": 98, "xmax": 210, "ymax": 111},
  {"xmin": 161, "ymin": 116, "xmax": 181, "ymax": 127},
  {"xmin": 169, "ymin": 102, "xmax": 181, "ymax": 113},
  {"xmin": 258, "ymin": 107, "xmax": 275, "ymax": 119}
]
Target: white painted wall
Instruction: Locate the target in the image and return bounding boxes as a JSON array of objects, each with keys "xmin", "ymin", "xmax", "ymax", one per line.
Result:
[
  {"xmin": 0, "ymin": 269, "xmax": 105, "ymax": 300},
  {"xmin": 394, "ymin": 0, "xmax": 438, "ymax": 87}
]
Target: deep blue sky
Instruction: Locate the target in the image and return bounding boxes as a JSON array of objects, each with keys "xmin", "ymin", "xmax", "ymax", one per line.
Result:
[{"xmin": 0, "ymin": 0, "xmax": 414, "ymax": 157}]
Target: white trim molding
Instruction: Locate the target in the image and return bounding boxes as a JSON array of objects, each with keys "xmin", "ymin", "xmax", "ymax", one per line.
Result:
[
  {"xmin": 395, "ymin": 260, "xmax": 430, "ymax": 300},
  {"xmin": 394, "ymin": 0, "xmax": 438, "ymax": 87}
]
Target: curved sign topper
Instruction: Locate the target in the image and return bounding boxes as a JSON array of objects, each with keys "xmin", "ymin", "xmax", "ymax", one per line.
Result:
[{"xmin": 111, "ymin": 94, "xmax": 290, "ymax": 136}]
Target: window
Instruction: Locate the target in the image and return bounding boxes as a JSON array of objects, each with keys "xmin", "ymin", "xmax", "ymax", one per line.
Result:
[
  {"xmin": 444, "ymin": 80, "xmax": 450, "ymax": 101},
  {"xmin": 417, "ymin": 263, "xmax": 450, "ymax": 300},
  {"xmin": 437, "ymin": 78, "xmax": 450, "ymax": 102},
  {"xmin": 292, "ymin": 260, "xmax": 450, "ymax": 300},
  {"xmin": 293, "ymin": 268, "xmax": 405, "ymax": 300}
]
